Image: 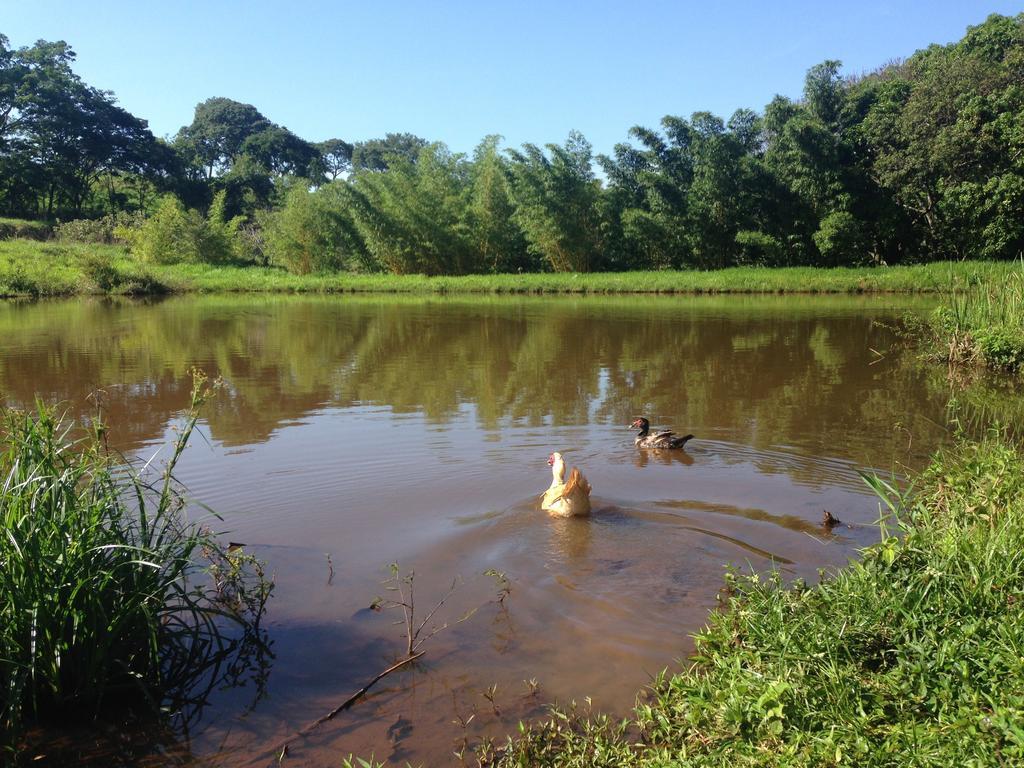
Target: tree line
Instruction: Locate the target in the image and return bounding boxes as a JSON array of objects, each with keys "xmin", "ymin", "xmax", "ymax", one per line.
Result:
[{"xmin": 1, "ymin": 13, "xmax": 1022, "ymax": 273}]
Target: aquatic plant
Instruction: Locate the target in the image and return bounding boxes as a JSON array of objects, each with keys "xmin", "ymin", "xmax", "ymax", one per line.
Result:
[{"xmin": 0, "ymin": 372, "xmax": 271, "ymax": 755}]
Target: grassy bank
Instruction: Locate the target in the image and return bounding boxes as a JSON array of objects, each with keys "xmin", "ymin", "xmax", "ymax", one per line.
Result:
[
  {"xmin": 0, "ymin": 218, "xmax": 51, "ymax": 241},
  {"xmin": 476, "ymin": 434, "xmax": 1024, "ymax": 766},
  {"xmin": 907, "ymin": 262, "xmax": 1024, "ymax": 374},
  {"xmin": 0, "ymin": 239, "xmax": 1020, "ymax": 297}
]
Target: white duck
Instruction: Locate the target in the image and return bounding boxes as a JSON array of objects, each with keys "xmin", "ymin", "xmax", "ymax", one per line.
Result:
[{"xmin": 541, "ymin": 452, "xmax": 592, "ymax": 517}]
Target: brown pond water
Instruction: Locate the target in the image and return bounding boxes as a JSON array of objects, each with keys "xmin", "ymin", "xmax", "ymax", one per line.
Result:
[{"xmin": 0, "ymin": 294, "xmax": 953, "ymax": 766}]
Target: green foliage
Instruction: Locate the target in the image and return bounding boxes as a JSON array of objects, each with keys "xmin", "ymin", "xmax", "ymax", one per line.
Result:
[
  {"xmin": 1, "ymin": 238, "xmax": 1019, "ymax": 297},
  {"xmin": 813, "ymin": 210, "xmax": 871, "ymax": 266},
  {"xmin": 0, "ymin": 36, "xmax": 169, "ymax": 220},
  {"xmin": 128, "ymin": 192, "xmax": 246, "ymax": 265},
  {"xmin": 316, "ymin": 138, "xmax": 353, "ymax": 180},
  {"xmin": 5, "ymin": 15, "xmax": 1024, "ymax": 274},
  {"xmin": 55, "ymin": 212, "xmax": 144, "ymax": 244},
  {"xmin": 349, "ymin": 143, "xmax": 480, "ymax": 275},
  {"xmin": 261, "ymin": 183, "xmax": 369, "ymax": 274},
  {"xmin": 172, "ymin": 97, "xmax": 323, "ymax": 216},
  {"xmin": 350, "ymin": 132, "xmax": 429, "ymax": 172},
  {"xmin": 975, "ymin": 326, "xmax": 1024, "ymax": 372},
  {"xmin": 508, "ymin": 132, "xmax": 604, "ymax": 272},
  {"xmin": 467, "ymin": 136, "xmax": 532, "ymax": 272},
  {"xmin": 0, "ymin": 374, "xmax": 271, "ymax": 752},
  {"xmin": 911, "ymin": 263, "xmax": 1024, "ymax": 372},
  {"xmin": 734, "ymin": 230, "xmax": 784, "ymax": 266},
  {"xmin": 859, "ymin": 13, "xmax": 1024, "ymax": 261}
]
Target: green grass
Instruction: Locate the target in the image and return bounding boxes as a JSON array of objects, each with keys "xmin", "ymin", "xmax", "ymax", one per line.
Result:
[
  {"xmin": 905, "ymin": 261, "xmax": 1024, "ymax": 374},
  {"xmin": 0, "ymin": 372, "xmax": 270, "ymax": 756},
  {"xmin": 0, "ymin": 240, "xmax": 166, "ymax": 296},
  {"xmin": 477, "ymin": 433, "xmax": 1024, "ymax": 766},
  {"xmin": 0, "ymin": 238, "xmax": 1021, "ymax": 297}
]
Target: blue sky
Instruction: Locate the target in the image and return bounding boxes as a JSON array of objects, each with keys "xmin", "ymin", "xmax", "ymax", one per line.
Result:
[{"xmin": 4, "ymin": 1, "xmax": 1020, "ymax": 156}]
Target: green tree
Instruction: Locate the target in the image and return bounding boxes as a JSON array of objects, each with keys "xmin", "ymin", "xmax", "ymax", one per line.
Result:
[
  {"xmin": 316, "ymin": 138, "xmax": 353, "ymax": 181},
  {"xmin": 349, "ymin": 143, "xmax": 478, "ymax": 274},
  {"xmin": 466, "ymin": 136, "xmax": 531, "ymax": 272},
  {"xmin": 599, "ymin": 117, "xmax": 695, "ymax": 269},
  {"xmin": 860, "ymin": 13, "xmax": 1024, "ymax": 260},
  {"xmin": 173, "ymin": 97, "xmax": 323, "ymax": 215},
  {"xmin": 508, "ymin": 131, "xmax": 604, "ymax": 272},
  {"xmin": 0, "ymin": 36, "xmax": 168, "ymax": 218},
  {"xmin": 129, "ymin": 191, "xmax": 243, "ymax": 264},
  {"xmin": 262, "ymin": 182, "xmax": 369, "ymax": 274},
  {"xmin": 351, "ymin": 133, "xmax": 429, "ymax": 172}
]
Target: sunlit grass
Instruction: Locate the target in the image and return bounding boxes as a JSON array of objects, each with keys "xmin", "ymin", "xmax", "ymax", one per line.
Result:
[
  {"xmin": 910, "ymin": 260, "xmax": 1024, "ymax": 373},
  {"xmin": 1, "ymin": 238, "xmax": 1020, "ymax": 296}
]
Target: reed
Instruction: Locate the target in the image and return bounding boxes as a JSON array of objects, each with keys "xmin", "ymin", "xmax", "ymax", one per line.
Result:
[
  {"xmin": 924, "ymin": 260, "xmax": 1024, "ymax": 372},
  {"xmin": 0, "ymin": 372, "xmax": 270, "ymax": 754}
]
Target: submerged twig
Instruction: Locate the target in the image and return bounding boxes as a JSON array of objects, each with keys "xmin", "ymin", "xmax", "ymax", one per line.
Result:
[{"xmin": 258, "ymin": 651, "xmax": 425, "ymax": 764}]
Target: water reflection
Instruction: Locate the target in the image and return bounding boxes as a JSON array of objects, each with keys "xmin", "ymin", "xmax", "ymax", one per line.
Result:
[
  {"xmin": 633, "ymin": 447, "xmax": 694, "ymax": 467},
  {"xmin": 0, "ymin": 294, "xmax": 944, "ymax": 466}
]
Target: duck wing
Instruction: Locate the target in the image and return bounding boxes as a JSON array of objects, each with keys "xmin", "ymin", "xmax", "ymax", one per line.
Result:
[
  {"xmin": 564, "ymin": 467, "xmax": 591, "ymax": 497},
  {"xmin": 542, "ymin": 482, "xmax": 565, "ymax": 509},
  {"xmin": 667, "ymin": 433, "xmax": 694, "ymax": 448}
]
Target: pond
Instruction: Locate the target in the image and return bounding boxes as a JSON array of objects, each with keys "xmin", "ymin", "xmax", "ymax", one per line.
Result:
[{"xmin": 0, "ymin": 294, "xmax": 951, "ymax": 765}]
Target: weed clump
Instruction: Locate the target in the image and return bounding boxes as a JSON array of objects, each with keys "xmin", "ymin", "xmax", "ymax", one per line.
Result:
[
  {"xmin": 912, "ymin": 264, "xmax": 1024, "ymax": 373},
  {"xmin": 0, "ymin": 372, "xmax": 271, "ymax": 756}
]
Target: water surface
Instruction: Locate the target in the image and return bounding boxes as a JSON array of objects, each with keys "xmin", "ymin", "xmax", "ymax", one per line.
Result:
[{"xmin": 0, "ymin": 294, "xmax": 951, "ymax": 765}]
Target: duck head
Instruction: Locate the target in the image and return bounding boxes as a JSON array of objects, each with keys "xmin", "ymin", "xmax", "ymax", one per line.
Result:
[
  {"xmin": 630, "ymin": 417, "xmax": 650, "ymax": 432},
  {"xmin": 547, "ymin": 452, "xmax": 566, "ymax": 480}
]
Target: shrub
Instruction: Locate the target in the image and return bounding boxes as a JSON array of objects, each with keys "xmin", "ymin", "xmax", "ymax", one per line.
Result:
[
  {"xmin": 76, "ymin": 251, "xmax": 167, "ymax": 295},
  {"xmin": 734, "ymin": 230, "xmax": 785, "ymax": 266},
  {"xmin": 813, "ymin": 210, "xmax": 870, "ymax": 266},
  {"xmin": 128, "ymin": 192, "xmax": 245, "ymax": 265},
  {"xmin": 262, "ymin": 184, "xmax": 368, "ymax": 274},
  {"xmin": 55, "ymin": 212, "xmax": 144, "ymax": 244},
  {"xmin": 975, "ymin": 325, "xmax": 1024, "ymax": 372}
]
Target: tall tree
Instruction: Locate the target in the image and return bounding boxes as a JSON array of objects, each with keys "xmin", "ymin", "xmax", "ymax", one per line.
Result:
[
  {"xmin": 349, "ymin": 143, "xmax": 478, "ymax": 275},
  {"xmin": 467, "ymin": 136, "xmax": 531, "ymax": 272},
  {"xmin": 508, "ymin": 131, "xmax": 604, "ymax": 272},
  {"xmin": 0, "ymin": 36, "xmax": 167, "ymax": 218},
  {"xmin": 173, "ymin": 97, "xmax": 323, "ymax": 215},
  {"xmin": 350, "ymin": 133, "xmax": 429, "ymax": 172},
  {"xmin": 316, "ymin": 138, "xmax": 353, "ymax": 180}
]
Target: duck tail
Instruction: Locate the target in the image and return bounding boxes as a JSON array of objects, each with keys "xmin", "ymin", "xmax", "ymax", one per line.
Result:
[
  {"xmin": 564, "ymin": 467, "xmax": 591, "ymax": 496},
  {"xmin": 678, "ymin": 434, "xmax": 695, "ymax": 447}
]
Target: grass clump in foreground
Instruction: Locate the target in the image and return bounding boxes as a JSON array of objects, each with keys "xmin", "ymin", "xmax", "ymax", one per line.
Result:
[
  {"xmin": 908, "ymin": 261, "xmax": 1024, "ymax": 374},
  {"xmin": 0, "ymin": 372, "xmax": 271, "ymax": 757},
  {"xmin": 479, "ymin": 434, "xmax": 1024, "ymax": 767}
]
